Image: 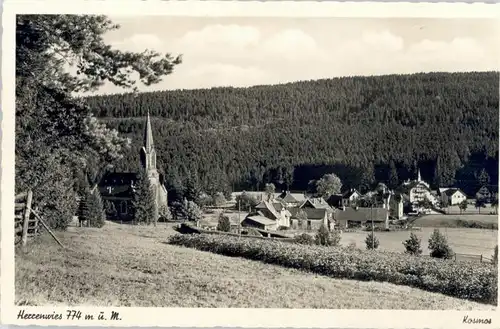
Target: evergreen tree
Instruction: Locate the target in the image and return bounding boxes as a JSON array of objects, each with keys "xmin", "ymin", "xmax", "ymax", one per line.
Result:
[
  {"xmin": 428, "ymin": 229, "xmax": 454, "ymax": 259},
  {"xmin": 217, "ymin": 213, "xmax": 231, "ymax": 232},
  {"xmin": 77, "ymin": 193, "xmax": 90, "ymax": 227},
  {"xmin": 87, "ymin": 188, "xmax": 106, "ymax": 228},
  {"xmin": 184, "ymin": 173, "xmax": 202, "ymax": 204},
  {"xmin": 402, "ymin": 232, "xmax": 422, "ymax": 255},
  {"xmin": 365, "ymin": 232, "xmax": 380, "ymax": 250},
  {"xmin": 476, "ymin": 168, "xmax": 491, "ymax": 187},
  {"xmin": 133, "ymin": 170, "xmax": 157, "ymax": 225},
  {"xmin": 183, "ymin": 199, "xmax": 203, "ymax": 222},
  {"xmin": 158, "ymin": 204, "xmax": 173, "ymax": 222},
  {"xmin": 315, "ymin": 224, "xmax": 341, "ymax": 246}
]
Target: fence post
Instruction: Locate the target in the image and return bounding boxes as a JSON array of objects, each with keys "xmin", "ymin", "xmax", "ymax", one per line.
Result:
[
  {"xmin": 21, "ymin": 190, "xmax": 33, "ymax": 247},
  {"xmin": 480, "ymin": 254, "xmax": 483, "ymax": 263}
]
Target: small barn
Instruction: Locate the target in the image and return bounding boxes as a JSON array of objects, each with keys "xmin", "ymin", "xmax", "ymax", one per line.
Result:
[{"xmin": 241, "ymin": 215, "xmax": 277, "ymax": 231}]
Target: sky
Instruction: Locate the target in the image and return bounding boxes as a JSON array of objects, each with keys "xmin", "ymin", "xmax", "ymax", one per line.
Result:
[{"xmin": 92, "ymin": 16, "xmax": 499, "ymax": 95}]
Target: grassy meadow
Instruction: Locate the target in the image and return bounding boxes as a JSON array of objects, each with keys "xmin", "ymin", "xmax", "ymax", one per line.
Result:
[
  {"xmin": 15, "ymin": 221, "xmax": 495, "ymax": 309},
  {"xmin": 414, "ymin": 213, "xmax": 498, "ymax": 227},
  {"xmin": 340, "ymin": 227, "xmax": 497, "ymax": 257}
]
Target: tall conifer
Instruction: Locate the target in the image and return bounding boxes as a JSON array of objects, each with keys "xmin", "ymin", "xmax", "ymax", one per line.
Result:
[{"xmin": 133, "ymin": 169, "xmax": 157, "ymax": 225}]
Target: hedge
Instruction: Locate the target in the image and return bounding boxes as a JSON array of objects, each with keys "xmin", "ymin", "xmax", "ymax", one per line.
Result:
[{"xmin": 168, "ymin": 234, "xmax": 497, "ymax": 305}]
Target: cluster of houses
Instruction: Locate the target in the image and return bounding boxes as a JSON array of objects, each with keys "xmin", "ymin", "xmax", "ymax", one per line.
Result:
[{"xmin": 227, "ymin": 170, "xmax": 497, "ymax": 232}]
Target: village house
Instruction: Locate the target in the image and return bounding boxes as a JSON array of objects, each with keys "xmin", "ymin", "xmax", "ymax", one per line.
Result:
[
  {"xmin": 439, "ymin": 188, "xmax": 467, "ymax": 205},
  {"xmin": 388, "ymin": 193, "xmax": 404, "ymax": 219},
  {"xmin": 254, "ymin": 200, "xmax": 291, "ymax": 228},
  {"xmin": 99, "ymin": 113, "xmax": 168, "ymax": 221},
  {"xmin": 334, "ymin": 206, "xmax": 390, "ymax": 230},
  {"xmin": 325, "ymin": 188, "xmax": 361, "ymax": 208},
  {"xmin": 288, "ymin": 207, "xmax": 331, "ymax": 230},
  {"xmin": 398, "ymin": 169, "xmax": 437, "ymax": 208},
  {"xmin": 277, "ymin": 190, "xmax": 308, "ymax": 207}
]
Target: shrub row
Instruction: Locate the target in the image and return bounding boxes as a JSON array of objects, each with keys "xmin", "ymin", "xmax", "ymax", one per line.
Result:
[{"xmin": 168, "ymin": 234, "xmax": 497, "ymax": 305}]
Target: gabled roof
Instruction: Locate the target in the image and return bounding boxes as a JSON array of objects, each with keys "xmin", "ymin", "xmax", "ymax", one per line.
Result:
[
  {"xmin": 255, "ymin": 200, "xmax": 282, "ymax": 220},
  {"xmin": 444, "ymin": 188, "xmax": 466, "ymax": 197},
  {"xmin": 299, "ymin": 198, "xmax": 334, "ymax": 213},
  {"xmin": 343, "ymin": 189, "xmax": 360, "ymax": 198},
  {"xmin": 334, "ymin": 207, "xmax": 388, "ymax": 223},
  {"xmin": 277, "ymin": 191, "xmax": 308, "ymax": 203},
  {"xmin": 243, "ymin": 215, "xmax": 276, "ymax": 227},
  {"xmin": 477, "ymin": 186, "xmax": 491, "ymax": 193},
  {"xmin": 438, "ymin": 188, "xmax": 450, "ymax": 195},
  {"xmin": 289, "ymin": 207, "xmax": 328, "ymax": 220}
]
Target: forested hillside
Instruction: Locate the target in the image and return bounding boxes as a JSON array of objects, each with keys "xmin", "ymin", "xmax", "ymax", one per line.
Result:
[{"xmin": 84, "ymin": 71, "xmax": 499, "ymax": 199}]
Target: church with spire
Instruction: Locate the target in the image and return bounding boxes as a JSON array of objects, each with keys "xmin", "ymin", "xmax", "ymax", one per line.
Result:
[{"xmin": 98, "ymin": 113, "xmax": 168, "ymax": 221}]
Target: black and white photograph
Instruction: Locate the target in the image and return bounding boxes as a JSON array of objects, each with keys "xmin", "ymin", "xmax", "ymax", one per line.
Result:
[{"xmin": 1, "ymin": 0, "xmax": 499, "ymax": 327}]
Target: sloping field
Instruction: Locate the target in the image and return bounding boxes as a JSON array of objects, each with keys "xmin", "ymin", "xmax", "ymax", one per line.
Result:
[{"xmin": 15, "ymin": 222, "xmax": 494, "ymax": 309}]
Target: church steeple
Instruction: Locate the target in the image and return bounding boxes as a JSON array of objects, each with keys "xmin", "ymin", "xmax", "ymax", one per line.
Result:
[
  {"xmin": 417, "ymin": 168, "xmax": 422, "ymax": 182},
  {"xmin": 140, "ymin": 112, "xmax": 157, "ymax": 172},
  {"xmin": 144, "ymin": 112, "xmax": 154, "ymax": 153}
]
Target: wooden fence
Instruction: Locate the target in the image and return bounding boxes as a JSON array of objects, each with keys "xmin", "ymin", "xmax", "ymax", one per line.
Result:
[
  {"xmin": 454, "ymin": 253, "xmax": 492, "ymax": 264},
  {"xmin": 15, "ymin": 190, "xmax": 64, "ymax": 248},
  {"xmin": 15, "ymin": 190, "xmax": 37, "ymax": 246}
]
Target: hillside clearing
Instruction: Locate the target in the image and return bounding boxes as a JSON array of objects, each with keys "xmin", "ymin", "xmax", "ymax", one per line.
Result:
[{"xmin": 15, "ymin": 222, "xmax": 494, "ymax": 310}]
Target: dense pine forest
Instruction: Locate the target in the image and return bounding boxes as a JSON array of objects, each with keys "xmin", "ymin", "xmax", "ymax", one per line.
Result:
[{"xmin": 84, "ymin": 71, "xmax": 499, "ymax": 200}]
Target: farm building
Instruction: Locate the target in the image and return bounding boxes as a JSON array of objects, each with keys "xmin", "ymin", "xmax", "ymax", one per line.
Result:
[
  {"xmin": 241, "ymin": 215, "xmax": 278, "ymax": 231},
  {"xmin": 333, "ymin": 206, "xmax": 389, "ymax": 229}
]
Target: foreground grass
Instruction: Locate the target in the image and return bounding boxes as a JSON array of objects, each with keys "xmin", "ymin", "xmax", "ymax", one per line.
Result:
[{"xmin": 15, "ymin": 222, "xmax": 495, "ymax": 309}]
